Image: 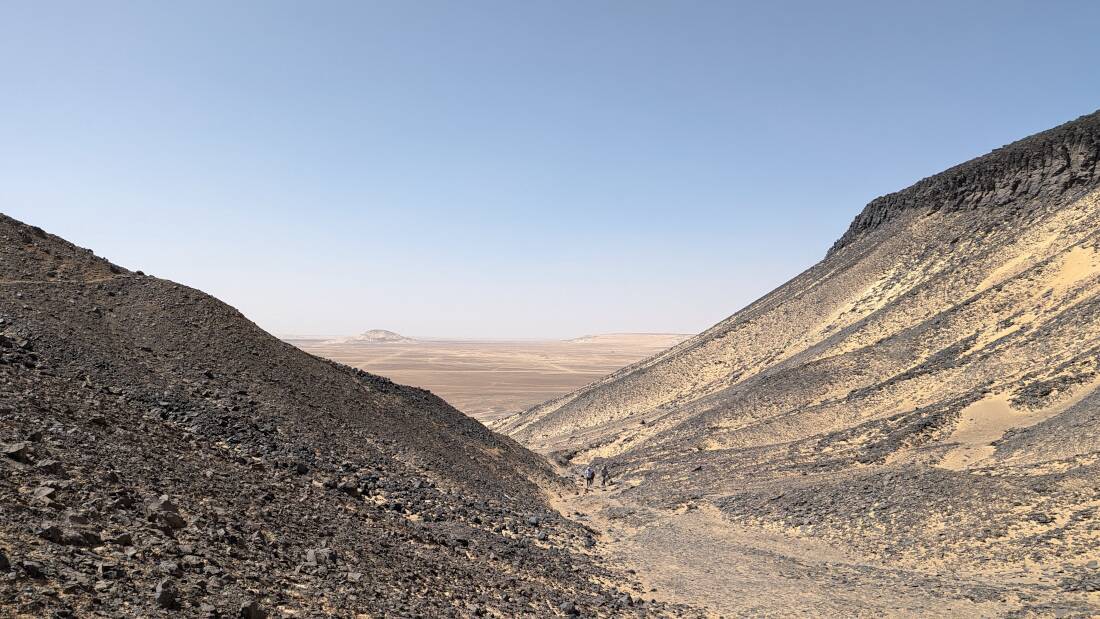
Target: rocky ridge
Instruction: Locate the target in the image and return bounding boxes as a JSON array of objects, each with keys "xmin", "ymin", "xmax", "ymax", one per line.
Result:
[{"xmin": 831, "ymin": 110, "xmax": 1100, "ymax": 254}]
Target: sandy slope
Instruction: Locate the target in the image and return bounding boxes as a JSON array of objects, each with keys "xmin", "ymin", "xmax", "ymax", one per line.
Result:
[{"xmin": 499, "ymin": 110, "xmax": 1100, "ymax": 615}]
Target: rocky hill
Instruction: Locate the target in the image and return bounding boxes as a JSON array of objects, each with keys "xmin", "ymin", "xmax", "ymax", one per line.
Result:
[
  {"xmin": 0, "ymin": 214, "xmax": 690, "ymax": 617},
  {"xmin": 494, "ymin": 110, "xmax": 1100, "ymax": 614},
  {"xmin": 325, "ymin": 329, "xmax": 413, "ymax": 345}
]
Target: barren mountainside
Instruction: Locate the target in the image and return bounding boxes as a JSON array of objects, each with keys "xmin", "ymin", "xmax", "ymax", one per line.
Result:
[
  {"xmin": 0, "ymin": 214, "xmax": 689, "ymax": 617},
  {"xmin": 495, "ymin": 110, "xmax": 1100, "ymax": 614}
]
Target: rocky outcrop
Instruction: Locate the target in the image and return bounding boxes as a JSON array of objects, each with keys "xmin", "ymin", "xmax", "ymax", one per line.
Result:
[{"xmin": 829, "ymin": 109, "xmax": 1100, "ymax": 255}]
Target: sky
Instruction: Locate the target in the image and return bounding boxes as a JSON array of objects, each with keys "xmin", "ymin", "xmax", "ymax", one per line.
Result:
[{"xmin": 2, "ymin": 2, "xmax": 1099, "ymax": 339}]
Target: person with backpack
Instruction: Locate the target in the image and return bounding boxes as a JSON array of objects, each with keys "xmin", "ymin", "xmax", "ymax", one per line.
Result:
[
  {"xmin": 600, "ymin": 462, "xmax": 611, "ymax": 487},
  {"xmin": 582, "ymin": 465, "xmax": 595, "ymax": 492}
]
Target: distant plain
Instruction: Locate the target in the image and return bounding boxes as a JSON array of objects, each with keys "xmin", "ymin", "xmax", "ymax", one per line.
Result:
[{"xmin": 285, "ymin": 333, "xmax": 690, "ymax": 421}]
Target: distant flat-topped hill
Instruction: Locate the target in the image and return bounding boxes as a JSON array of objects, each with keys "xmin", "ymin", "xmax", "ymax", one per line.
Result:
[
  {"xmin": 324, "ymin": 329, "xmax": 413, "ymax": 345},
  {"xmin": 567, "ymin": 333, "xmax": 691, "ymax": 346}
]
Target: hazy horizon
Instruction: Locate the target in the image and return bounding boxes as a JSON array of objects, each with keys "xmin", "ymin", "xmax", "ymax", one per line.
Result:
[
  {"xmin": 278, "ymin": 330, "xmax": 694, "ymax": 341},
  {"xmin": 4, "ymin": 1, "xmax": 1099, "ymax": 339}
]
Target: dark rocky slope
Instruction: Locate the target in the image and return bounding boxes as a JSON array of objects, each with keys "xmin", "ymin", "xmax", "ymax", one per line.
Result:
[
  {"xmin": 0, "ymin": 214, "xmax": 689, "ymax": 617},
  {"xmin": 831, "ymin": 110, "xmax": 1100, "ymax": 254}
]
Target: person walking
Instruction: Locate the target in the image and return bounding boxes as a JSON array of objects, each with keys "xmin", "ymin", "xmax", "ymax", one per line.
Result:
[
  {"xmin": 583, "ymin": 465, "xmax": 595, "ymax": 492},
  {"xmin": 599, "ymin": 463, "xmax": 611, "ymax": 487}
]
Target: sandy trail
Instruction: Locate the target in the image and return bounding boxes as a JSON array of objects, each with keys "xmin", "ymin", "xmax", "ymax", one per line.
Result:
[{"xmin": 550, "ymin": 481, "xmax": 1043, "ymax": 617}]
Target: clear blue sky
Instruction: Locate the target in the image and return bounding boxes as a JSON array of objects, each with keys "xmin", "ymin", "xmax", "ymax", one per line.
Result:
[{"xmin": 2, "ymin": 1, "xmax": 1098, "ymax": 338}]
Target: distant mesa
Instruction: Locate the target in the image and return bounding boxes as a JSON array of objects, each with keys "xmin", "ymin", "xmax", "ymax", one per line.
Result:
[
  {"xmin": 567, "ymin": 333, "xmax": 692, "ymax": 345},
  {"xmin": 326, "ymin": 329, "xmax": 413, "ymax": 345}
]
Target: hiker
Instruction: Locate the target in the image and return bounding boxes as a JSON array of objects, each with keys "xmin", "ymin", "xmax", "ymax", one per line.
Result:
[
  {"xmin": 583, "ymin": 465, "xmax": 595, "ymax": 491},
  {"xmin": 599, "ymin": 463, "xmax": 611, "ymax": 487}
]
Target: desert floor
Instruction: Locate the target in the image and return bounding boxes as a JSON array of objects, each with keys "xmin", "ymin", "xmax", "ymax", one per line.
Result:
[
  {"xmin": 285, "ymin": 333, "xmax": 689, "ymax": 422},
  {"xmin": 552, "ymin": 473, "xmax": 1086, "ymax": 618}
]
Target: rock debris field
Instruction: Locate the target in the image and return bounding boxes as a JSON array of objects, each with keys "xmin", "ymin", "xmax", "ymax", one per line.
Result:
[{"xmin": 0, "ymin": 213, "xmax": 695, "ymax": 617}]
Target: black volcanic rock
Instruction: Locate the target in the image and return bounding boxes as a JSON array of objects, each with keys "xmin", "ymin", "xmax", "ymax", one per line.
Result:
[
  {"xmin": 0, "ymin": 213, "xmax": 694, "ymax": 617},
  {"xmin": 830, "ymin": 110, "xmax": 1100, "ymax": 255}
]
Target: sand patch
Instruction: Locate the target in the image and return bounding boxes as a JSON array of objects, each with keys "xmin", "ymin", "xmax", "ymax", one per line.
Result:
[
  {"xmin": 938, "ymin": 396, "xmax": 1018, "ymax": 470},
  {"xmin": 1050, "ymin": 245, "xmax": 1100, "ymax": 293},
  {"xmin": 939, "ymin": 377, "xmax": 1100, "ymax": 471},
  {"xmin": 975, "ymin": 235, "xmax": 1059, "ymax": 293}
]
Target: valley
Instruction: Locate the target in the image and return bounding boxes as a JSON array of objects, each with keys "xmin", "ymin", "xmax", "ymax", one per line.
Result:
[
  {"xmin": 4, "ymin": 109, "xmax": 1100, "ymax": 617},
  {"xmin": 5, "ymin": 3, "xmax": 1098, "ymax": 616}
]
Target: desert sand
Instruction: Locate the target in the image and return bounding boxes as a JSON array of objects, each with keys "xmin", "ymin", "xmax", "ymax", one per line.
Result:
[{"xmin": 285, "ymin": 333, "xmax": 690, "ymax": 422}]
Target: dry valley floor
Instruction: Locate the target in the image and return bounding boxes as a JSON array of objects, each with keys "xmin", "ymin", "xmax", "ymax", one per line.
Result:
[{"xmin": 287, "ymin": 333, "xmax": 689, "ymax": 422}]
